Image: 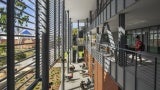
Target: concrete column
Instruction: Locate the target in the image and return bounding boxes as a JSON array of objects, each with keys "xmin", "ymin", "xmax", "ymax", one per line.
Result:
[
  {"xmin": 67, "ymin": 10, "xmax": 69, "ymax": 73},
  {"xmin": 90, "ymin": 11, "xmax": 92, "ymax": 24},
  {"xmin": 76, "ymin": 50, "xmax": 78, "ymax": 63},
  {"xmin": 118, "ymin": 14, "xmax": 126, "ymax": 87},
  {"xmin": 70, "ymin": 48, "xmax": 73, "ymax": 63},
  {"xmin": 118, "ymin": 14, "xmax": 126, "ymax": 64},
  {"xmin": 118, "ymin": 14, "xmax": 126, "ymax": 48},
  {"xmin": 76, "ymin": 20, "xmax": 79, "ymax": 63}
]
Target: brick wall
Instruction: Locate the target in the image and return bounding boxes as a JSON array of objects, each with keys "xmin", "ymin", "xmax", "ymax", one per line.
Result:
[
  {"xmin": 103, "ymin": 72, "xmax": 120, "ymax": 90},
  {"xmin": 87, "ymin": 53, "xmax": 92, "ymax": 77},
  {"xmin": 85, "ymin": 49, "xmax": 120, "ymax": 90},
  {"xmin": 84, "ymin": 49, "xmax": 88, "ymax": 64},
  {"xmin": 94, "ymin": 60, "xmax": 120, "ymax": 90},
  {"xmin": 94, "ymin": 60, "xmax": 103, "ymax": 90},
  {"xmin": 0, "ymin": 39, "xmax": 35, "ymax": 49}
]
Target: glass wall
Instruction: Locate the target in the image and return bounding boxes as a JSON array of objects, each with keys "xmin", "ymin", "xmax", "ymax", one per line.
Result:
[
  {"xmin": 149, "ymin": 27, "xmax": 158, "ymax": 53},
  {"xmin": 126, "ymin": 25, "xmax": 160, "ymax": 54},
  {"xmin": 158, "ymin": 27, "xmax": 160, "ymax": 52}
]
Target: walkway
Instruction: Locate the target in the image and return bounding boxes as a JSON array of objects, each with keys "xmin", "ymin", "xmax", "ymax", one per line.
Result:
[{"xmin": 59, "ymin": 62, "xmax": 94, "ymax": 90}]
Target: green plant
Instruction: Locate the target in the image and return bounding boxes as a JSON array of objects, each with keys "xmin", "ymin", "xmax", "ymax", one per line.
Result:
[
  {"xmin": 0, "ymin": 57, "xmax": 6, "ymax": 66},
  {"xmin": 72, "ymin": 28, "xmax": 78, "ymax": 35},
  {"xmin": 0, "ymin": 8, "xmax": 6, "ymax": 31},
  {"xmin": 0, "ymin": 0, "xmax": 29, "ymax": 32},
  {"xmin": 0, "ymin": 44, "xmax": 6, "ymax": 55},
  {"xmin": 0, "ymin": 44, "xmax": 6, "ymax": 66},
  {"xmin": 25, "ymin": 51, "xmax": 34, "ymax": 57},
  {"xmin": 15, "ymin": 52, "xmax": 26, "ymax": 61}
]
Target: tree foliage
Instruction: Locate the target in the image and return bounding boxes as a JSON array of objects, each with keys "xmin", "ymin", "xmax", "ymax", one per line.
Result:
[
  {"xmin": 72, "ymin": 28, "xmax": 78, "ymax": 35},
  {"xmin": 0, "ymin": 8, "xmax": 6, "ymax": 31},
  {"xmin": 0, "ymin": 0, "xmax": 29, "ymax": 32}
]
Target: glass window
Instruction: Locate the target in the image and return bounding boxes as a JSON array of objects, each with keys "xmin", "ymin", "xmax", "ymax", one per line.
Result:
[
  {"xmin": 99, "ymin": 15, "xmax": 101, "ymax": 24},
  {"xmin": 157, "ymin": 27, "xmax": 160, "ymax": 54},
  {"xmin": 149, "ymin": 27, "xmax": 158, "ymax": 53},
  {"xmin": 151, "ymin": 27, "xmax": 158, "ymax": 47},
  {"xmin": 104, "ymin": 8, "xmax": 106, "ymax": 21},
  {"xmin": 126, "ymin": 30, "xmax": 136, "ymax": 46},
  {"xmin": 127, "ymin": 34, "xmax": 132, "ymax": 46},
  {"xmin": 111, "ymin": 0, "xmax": 116, "ymax": 16},
  {"xmin": 131, "ymin": 30, "xmax": 136, "ymax": 45},
  {"xmin": 136, "ymin": 29, "xmax": 142, "ymax": 35},
  {"xmin": 107, "ymin": 4, "xmax": 110, "ymax": 19},
  {"xmin": 101, "ymin": 12, "xmax": 103, "ymax": 23},
  {"xmin": 136, "ymin": 29, "xmax": 143, "ymax": 41},
  {"xmin": 158, "ymin": 27, "xmax": 160, "ymax": 47},
  {"xmin": 96, "ymin": 17, "xmax": 98, "ymax": 26},
  {"xmin": 154, "ymin": 33, "xmax": 158, "ymax": 47},
  {"xmin": 127, "ymin": 30, "xmax": 132, "ymax": 34},
  {"xmin": 142, "ymin": 28, "xmax": 149, "ymax": 34},
  {"xmin": 150, "ymin": 34, "xmax": 154, "ymax": 46}
]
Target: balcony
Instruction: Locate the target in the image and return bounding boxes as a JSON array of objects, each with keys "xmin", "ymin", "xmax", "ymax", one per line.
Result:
[{"xmin": 86, "ymin": 43, "xmax": 160, "ymax": 90}]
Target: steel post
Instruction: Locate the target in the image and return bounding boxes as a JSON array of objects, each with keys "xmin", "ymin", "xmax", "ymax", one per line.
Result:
[
  {"xmin": 35, "ymin": 0, "xmax": 40, "ymax": 79},
  {"xmin": 7, "ymin": 0, "xmax": 15, "ymax": 89},
  {"xmin": 42, "ymin": 0, "xmax": 50, "ymax": 89}
]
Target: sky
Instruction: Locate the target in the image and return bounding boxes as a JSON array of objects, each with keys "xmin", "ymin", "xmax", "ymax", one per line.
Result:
[
  {"xmin": 0, "ymin": 0, "xmax": 35, "ymax": 35},
  {"xmin": 0, "ymin": 0, "xmax": 85, "ymax": 35},
  {"xmin": 72, "ymin": 23, "xmax": 85, "ymax": 28}
]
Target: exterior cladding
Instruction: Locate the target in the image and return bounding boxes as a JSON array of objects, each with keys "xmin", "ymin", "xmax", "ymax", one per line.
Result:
[
  {"xmin": 94, "ymin": 60, "xmax": 120, "ymax": 90},
  {"xmin": 88, "ymin": 52, "xmax": 92, "ymax": 77},
  {"xmin": 84, "ymin": 49, "xmax": 93, "ymax": 77},
  {"xmin": 94, "ymin": 60, "xmax": 103, "ymax": 90},
  {"xmin": 85, "ymin": 49, "xmax": 120, "ymax": 90},
  {"xmin": 103, "ymin": 71, "xmax": 120, "ymax": 90}
]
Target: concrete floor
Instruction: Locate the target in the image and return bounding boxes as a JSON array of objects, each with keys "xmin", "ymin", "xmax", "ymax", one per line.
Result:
[{"xmin": 58, "ymin": 63, "xmax": 94, "ymax": 90}]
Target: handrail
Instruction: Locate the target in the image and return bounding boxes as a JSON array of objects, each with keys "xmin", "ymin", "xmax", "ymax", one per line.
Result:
[{"xmin": 86, "ymin": 43, "xmax": 160, "ymax": 90}]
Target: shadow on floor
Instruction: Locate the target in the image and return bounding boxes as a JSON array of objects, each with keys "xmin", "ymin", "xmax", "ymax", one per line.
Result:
[
  {"xmin": 68, "ymin": 86, "xmax": 81, "ymax": 90},
  {"xmin": 70, "ymin": 78, "xmax": 80, "ymax": 81},
  {"xmin": 66, "ymin": 78, "xmax": 80, "ymax": 82},
  {"xmin": 72, "ymin": 70, "xmax": 83, "ymax": 73}
]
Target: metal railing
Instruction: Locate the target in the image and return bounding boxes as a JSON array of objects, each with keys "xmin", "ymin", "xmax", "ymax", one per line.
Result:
[
  {"xmin": 0, "ymin": 0, "xmax": 37, "ymax": 89},
  {"xmin": 89, "ymin": 44, "xmax": 160, "ymax": 90}
]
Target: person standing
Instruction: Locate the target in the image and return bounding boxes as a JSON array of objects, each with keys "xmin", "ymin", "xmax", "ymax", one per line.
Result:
[{"xmin": 132, "ymin": 35, "xmax": 143, "ymax": 63}]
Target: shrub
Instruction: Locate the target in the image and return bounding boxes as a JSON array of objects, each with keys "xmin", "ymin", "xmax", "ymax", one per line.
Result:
[
  {"xmin": 0, "ymin": 57, "xmax": 6, "ymax": 66},
  {"xmin": 15, "ymin": 53, "xmax": 26, "ymax": 61}
]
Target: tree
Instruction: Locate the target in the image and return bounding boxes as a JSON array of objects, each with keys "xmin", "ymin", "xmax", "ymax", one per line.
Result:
[
  {"xmin": 72, "ymin": 28, "xmax": 78, "ymax": 35},
  {"xmin": 15, "ymin": 0, "xmax": 29, "ymax": 27},
  {"xmin": 0, "ymin": 8, "xmax": 6, "ymax": 31},
  {"xmin": 0, "ymin": 0, "xmax": 29, "ymax": 32},
  {"xmin": 0, "ymin": 0, "xmax": 29, "ymax": 65}
]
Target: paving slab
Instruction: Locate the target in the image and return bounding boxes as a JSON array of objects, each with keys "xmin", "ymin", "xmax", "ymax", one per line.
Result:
[{"xmin": 59, "ymin": 63, "xmax": 94, "ymax": 90}]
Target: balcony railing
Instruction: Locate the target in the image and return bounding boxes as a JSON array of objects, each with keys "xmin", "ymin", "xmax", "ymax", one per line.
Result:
[{"xmin": 88, "ymin": 44, "xmax": 160, "ymax": 90}]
